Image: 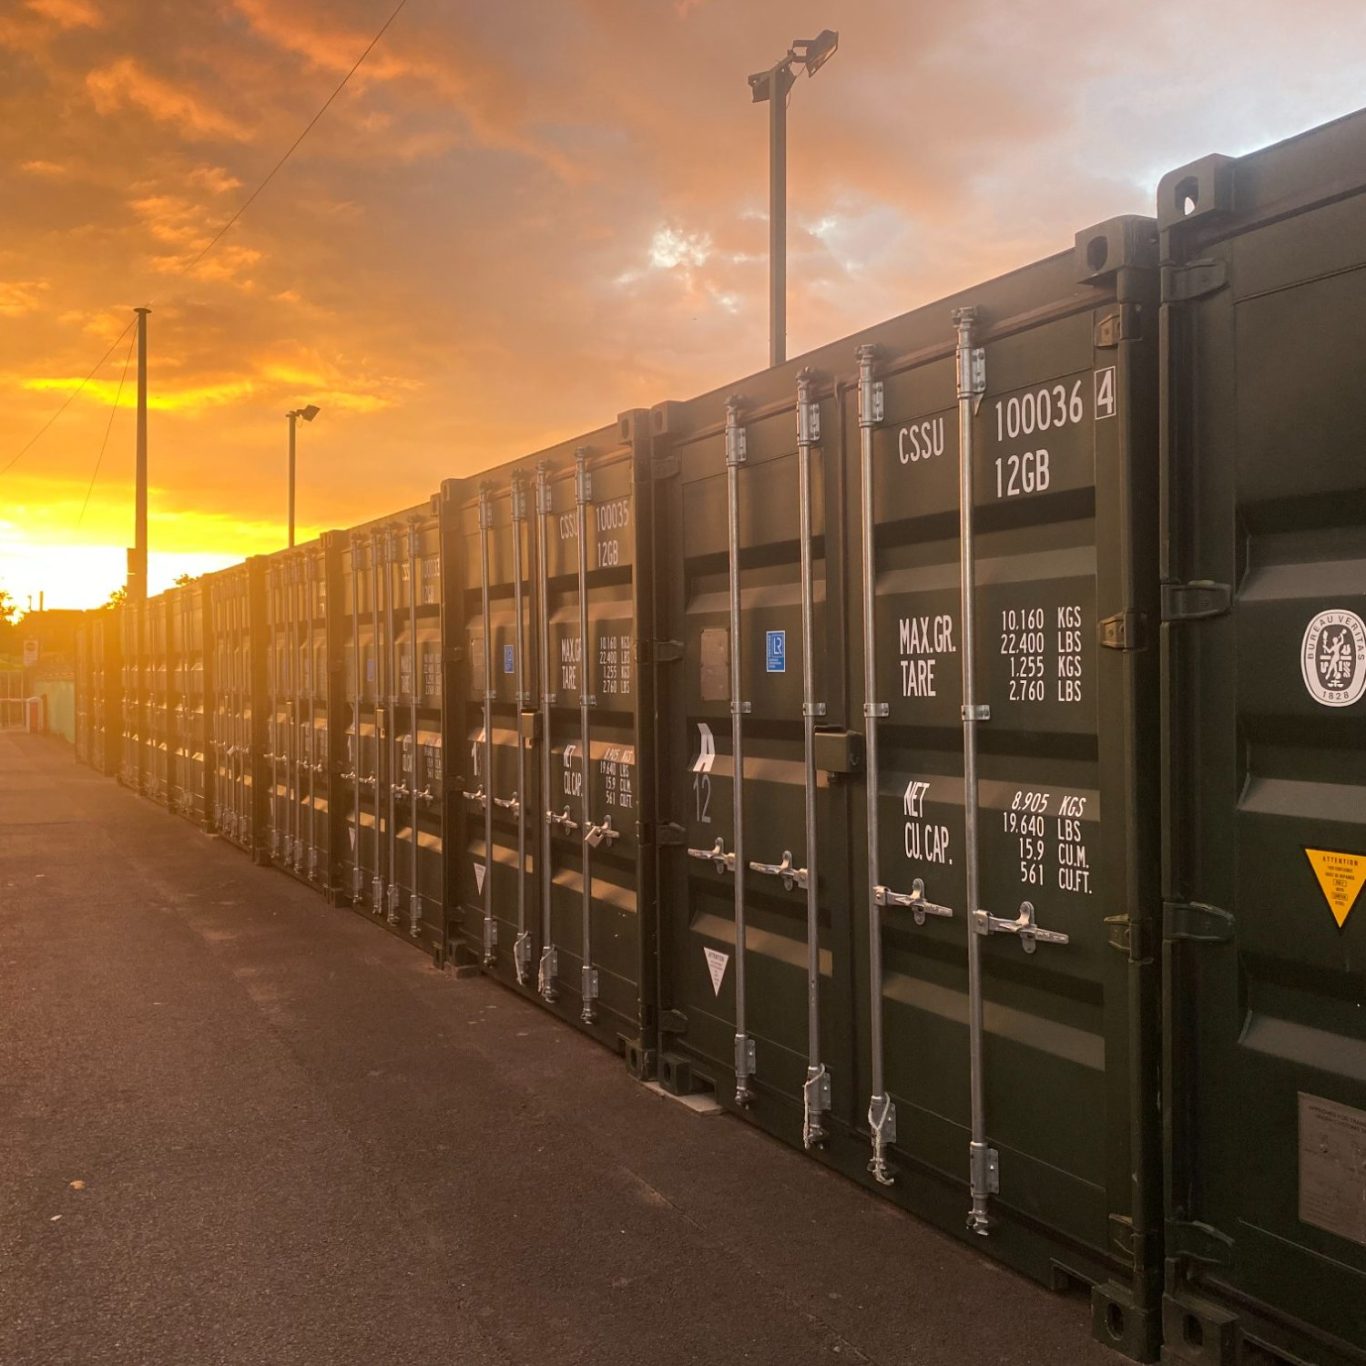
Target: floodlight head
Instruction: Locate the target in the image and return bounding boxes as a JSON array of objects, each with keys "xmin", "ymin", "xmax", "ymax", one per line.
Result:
[
  {"xmin": 791, "ymin": 29, "xmax": 838, "ymax": 77},
  {"xmin": 300, "ymin": 404, "xmax": 320, "ymax": 422}
]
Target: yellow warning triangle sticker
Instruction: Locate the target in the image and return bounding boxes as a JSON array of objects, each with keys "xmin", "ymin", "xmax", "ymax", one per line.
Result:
[{"xmin": 1304, "ymin": 849, "xmax": 1366, "ymax": 929}]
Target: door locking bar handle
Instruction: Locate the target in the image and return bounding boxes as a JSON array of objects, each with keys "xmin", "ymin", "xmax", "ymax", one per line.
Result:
[
  {"xmin": 391, "ymin": 782, "xmax": 412, "ymax": 799},
  {"xmin": 340, "ymin": 769, "xmax": 358, "ymax": 782},
  {"xmin": 748, "ymin": 849, "xmax": 808, "ymax": 891},
  {"xmin": 493, "ymin": 792, "xmax": 521, "ymax": 814},
  {"xmin": 415, "ymin": 785, "xmax": 436, "ymax": 806},
  {"xmin": 461, "ymin": 783, "xmax": 487, "ymax": 805},
  {"xmin": 876, "ymin": 877, "xmax": 954, "ymax": 926},
  {"xmin": 686, "ymin": 836, "xmax": 735, "ymax": 874},
  {"xmin": 583, "ymin": 814, "xmax": 620, "ymax": 849},
  {"xmin": 973, "ymin": 900, "xmax": 1069, "ymax": 953},
  {"xmin": 360, "ymin": 773, "xmax": 379, "ymax": 789},
  {"xmin": 546, "ymin": 807, "xmax": 578, "ymax": 832}
]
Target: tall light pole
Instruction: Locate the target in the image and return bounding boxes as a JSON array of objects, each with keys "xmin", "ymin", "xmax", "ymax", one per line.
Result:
[
  {"xmin": 129, "ymin": 306, "xmax": 150, "ymax": 601},
  {"xmin": 749, "ymin": 30, "xmax": 839, "ymax": 369},
  {"xmin": 285, "ymin": 404, "xmax": 320, "ymax": 548}
]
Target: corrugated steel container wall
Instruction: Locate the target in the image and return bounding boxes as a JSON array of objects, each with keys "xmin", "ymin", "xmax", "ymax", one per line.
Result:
[
  {"xmin": 92, "ymin": 610, "xmax": 122, "ymax": 775},
  {"xmin": 441, "ymin": 412, "xmax": 658, "ymax": 1066},
  {"xmin": 652, "ymin": 218, "xmax": 1163, "ymax": 1359},
  {"xmin": 118, "ymin": 600, "xmax": 145, "ymax": 792},
  {"xmin": 166, "ymin": 580, "xmax": 212, "ymax": 826},
  {"xmin": 209, "ymin": 559, "xmax": 267, "ymax": 854},
  {"xmin": 1158, "ymin": 112, "xmax": 1366, "ymax": 1366},
  {"xmin": 264, "ymin": 538, "xmax": 342, "ymax": 891},
  {"xmin": 336, "ymin": 503, "xmax": 445, "ymax": 954},
  {"xmin": 146, "ymin": 595, "xmax": 170, "ymax": 803},
  {"xmin": 74, "ymin": 616, "xmax": 94, "ymax": 766}
]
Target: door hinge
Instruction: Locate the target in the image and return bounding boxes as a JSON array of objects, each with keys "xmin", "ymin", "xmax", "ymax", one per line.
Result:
[
  {"xmin": 1095, "ymin": 302, "xmax": 1142, "ymax": 347},
  {"xmin": 1161, "ymin": 580, "xmax": 1231, "ymax": 623},
  {"xmin": 1163, "ymin": 900, "xmax": 1234, "ymax": 944},
  {"xmin": 635, "ymin": 638, "xmax": 683, "ymax": 665},
  {"xmin": 659, "ymin": 1008, "xmax": 688, "ymax": 1035},
  {"xmin": 656, "ymin": 821, "xmax": 687, "ymax": 847},
  {"xmin": 653, "ymin": 454, "xmax": 681, "ymax": 481},
  {"xmin": 1161, "ymin": 259, "xmax": 1229, "ymax": 304},
  {"xmin": 1104, "ymin": 913, "xmax": 1152, "ymax": 959},
  {"xmin": 1098, "ymin": 609, "xmax": 1146, "ymax": 651},
  {"xmin": 1168, "ymin": 1219, "xmax": 1233, "ymax": 1267},
  {"xmin": 1108, "ymin": 1213, "xmax": 1160, "ymax": 1269}
]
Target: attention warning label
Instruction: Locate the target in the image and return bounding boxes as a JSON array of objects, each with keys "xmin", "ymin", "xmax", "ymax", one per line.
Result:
[{"xmin": 1304, "ymin": 848, "xmax": 1366, "ymax": 929}]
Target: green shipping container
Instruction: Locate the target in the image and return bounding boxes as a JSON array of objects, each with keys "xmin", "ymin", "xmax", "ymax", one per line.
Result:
[
  {"xmin": 652, "ymin": 215, "xmax": 1163, "ymax": 1358},
  {"xmin": 1159, "ymin": 112, "xmax": 1366, "ymax": 1364}
]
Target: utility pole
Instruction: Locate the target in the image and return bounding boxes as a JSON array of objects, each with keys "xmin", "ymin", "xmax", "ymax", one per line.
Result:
[
  {"xmin": 748, "ymin": 31, "xmax": 839, "ymax": 369},
  {"xmin": 766, "ymin": 60, "xmax": 795, "ymax": 369},
  {"xmin": 129, "ymin": 306, "xmax": 150, "ymax": 601},
  {"xmin": 285, "ymin": 405, "xmax": 320, "ymax": 548},
  {"xmin": 288, "ymin": 410, "xmax": 297, "ymax": 548}
]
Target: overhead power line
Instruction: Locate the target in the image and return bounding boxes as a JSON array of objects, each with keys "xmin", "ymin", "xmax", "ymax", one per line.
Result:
[
  {"xmin": 3, "ymin": 0, "xmax": 412, "ymax": 477},
  {"xmin": 184, "ymin": 0, "xmax": 412, "ymax": 274},
  {"xmin": 77, "ymin": 325, "xmax": 139, "ymax": 527},
  {"xmin": 2, "ymin": 318, "xmax": 135, "ymax": 478}
]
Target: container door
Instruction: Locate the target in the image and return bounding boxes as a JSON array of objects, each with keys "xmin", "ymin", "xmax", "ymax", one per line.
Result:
[
  {"xmin": 454, "ymin": 483, "xmax": 538, "ymax": 988},
  {"xmin": 538, "ymin": 451, "xmax": 648, "ymax": 1050},
  {"xmin": 1160, "ymin": 122, "xmax": 1366, "ymax": 1366},
  {"xmin": 653, "ymin": 384, "xmax": 854, "ymax": 1147},
  {"xmin": 382, "ymin": 512, "xmax": 444, "ymax": 953}
]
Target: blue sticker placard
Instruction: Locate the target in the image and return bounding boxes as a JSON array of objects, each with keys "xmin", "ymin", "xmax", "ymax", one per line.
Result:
[
  {"xmin": 503, "ymin": 644, "xmax": 515, "ymax": 674},
  {"xmin": 365, "ymin": 658, "xmax": 375, "ymax": 683},
  {"xmin": 765, "ymin": 630, "xmax": 786, "ymax": 673}
]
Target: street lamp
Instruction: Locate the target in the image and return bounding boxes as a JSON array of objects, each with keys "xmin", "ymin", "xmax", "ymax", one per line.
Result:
[
  {"xmin": 285, "ymin": 404, "xmax": 320, "ymax": 548},
  {"xmin": 749, "ymin": 29, "xmax": 839, "ymax": 368}
]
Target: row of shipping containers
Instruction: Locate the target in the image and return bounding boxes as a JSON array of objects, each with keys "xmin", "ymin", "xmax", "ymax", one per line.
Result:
[{"xmin": 73, "ymin": 114, "xmax": 1366, "ymax": 1365}]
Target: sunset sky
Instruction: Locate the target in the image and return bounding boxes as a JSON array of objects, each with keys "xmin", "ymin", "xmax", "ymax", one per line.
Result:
[{"xmin": 3, "ymin": 0, "xmax": 1364, "ymax": 611}]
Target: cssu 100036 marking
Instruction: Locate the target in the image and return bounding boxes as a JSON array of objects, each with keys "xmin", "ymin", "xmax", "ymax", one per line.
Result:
[{"xmin": 898, "ymin": 416, "xmax": 946, "ymax": 464}]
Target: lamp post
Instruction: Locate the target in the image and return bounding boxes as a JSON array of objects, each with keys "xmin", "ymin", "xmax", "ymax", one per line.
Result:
[
  {"xmin": 285, "ymin": 404, "xmax": 320, "ymax": 548},
  {"xmin": 749, "ymin": 30, "xmax": 839, "ymax": 369}
]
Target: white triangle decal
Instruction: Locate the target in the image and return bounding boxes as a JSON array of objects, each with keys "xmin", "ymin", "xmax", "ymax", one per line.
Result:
[
  {"xmin": 703, "ymin": 946, "xmax": 729, "ymax": 996},
  {"xmin": 474, "ymin": 861, "xmax": 486, "ymax": 893}
]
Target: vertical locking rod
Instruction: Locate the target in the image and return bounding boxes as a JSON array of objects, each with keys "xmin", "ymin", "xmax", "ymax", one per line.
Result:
[
  {"xmin": 510, "ymin": 477, "xmax": 531, "ymax": 981},
  {"xmin": 574, "ymin": 450, "xmax": 598, "ymax": 1023},
  {"xmin": 724, "ymin": 397, "xmax": 755, "ymax": 1105},
  {"xmin": 269, "ymin": 566, "xmax": 282, "ymax": 858},
  {"xmin": 954, "ymin": 306, "xmax": 995, "ymax": 1235},
  {"xmin": 349, "ymin": 536, "xmax": 363, "ymax": 899},
  {"xmin": 478, "ymin": 486, "xmax": 497, "ymax": 965},
  {"xmin": 384, "ymin": 528, "xmax": 400, "ymax": 923},
  {"xmin": 369, "ymin": 531, "xmax": 384, "ymax": 913},
  {"xmin": 534, "ymin": 464, "xmax": 558, "ymax": 1000},
  {"xmin": 408, "ymin": 520, "xmax": 422, "ymax": 937},
  {"xmin": 306, "ymin": 553, "xmax": 318, "ymax": 879},
  {"xmin": 285, "ymin": 561, "xmax": 298, "ymax": 867},
  {"xmin": 857, "ymin": 344, "xmax": 896, "ymax": 1184},
  {"xmin": 796, "ymin": 369, "xmax": 829, "ymax": 1147}
]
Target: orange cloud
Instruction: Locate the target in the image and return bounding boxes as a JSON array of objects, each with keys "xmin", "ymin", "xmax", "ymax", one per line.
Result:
[
  {"xmin": 86, "ymin": 57, "xmax": 251, "ymax": 140},
  {"xmin": 24, "ymin": 0, "xmax": 101, "ymax": 29},
  {"xmin": 0, "ymin": 280, "xmax": 50, "ymax": 316},
  {"xmin": 22, "ymin": 374, "xmax": 257, "ymax": 411}
]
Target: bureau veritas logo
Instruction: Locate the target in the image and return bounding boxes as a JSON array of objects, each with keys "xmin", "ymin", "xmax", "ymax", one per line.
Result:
[{"xmin": 1301, "ymin": 609, "xmax": 1366, "ymax": 707}]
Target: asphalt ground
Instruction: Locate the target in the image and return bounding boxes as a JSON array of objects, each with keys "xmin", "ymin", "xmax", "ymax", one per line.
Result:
[{"xmin": 0, "ymin": 732, "xmax": 1122, "ymax": 1366}]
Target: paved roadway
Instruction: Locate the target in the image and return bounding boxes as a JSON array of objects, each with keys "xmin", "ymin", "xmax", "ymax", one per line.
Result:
[{"xmin": 0, "ymin": 733, "xmax": 1122, "ymax": 1366}]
